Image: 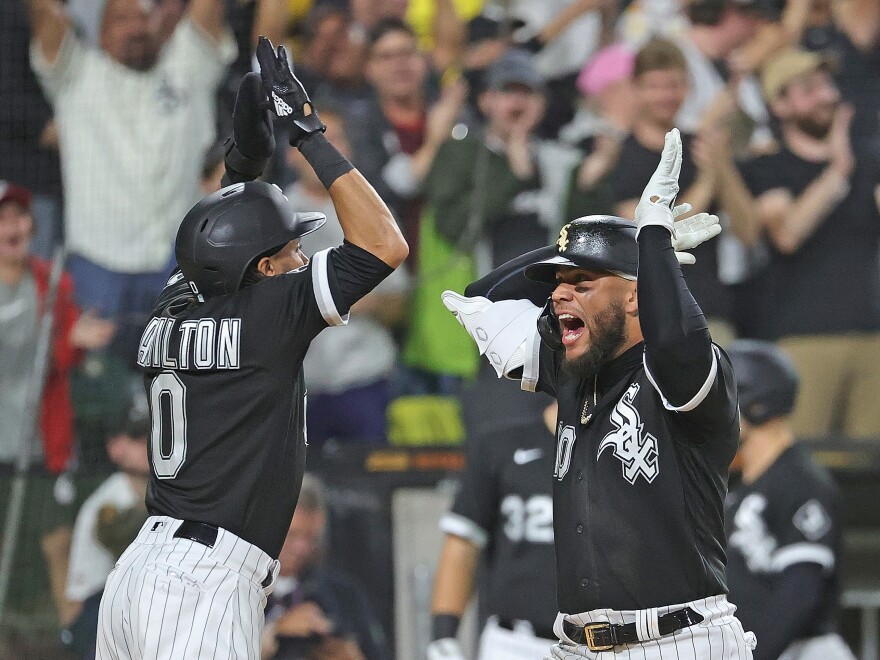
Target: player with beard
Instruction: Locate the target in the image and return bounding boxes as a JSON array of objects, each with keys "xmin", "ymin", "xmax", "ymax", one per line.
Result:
[
  {"xmin": 738, "ymin": 48, "xmax": 880, "ymax": 438},
  {"xmin": 442, "ymin": 130, "xmax": 756, "ymax": 659}
]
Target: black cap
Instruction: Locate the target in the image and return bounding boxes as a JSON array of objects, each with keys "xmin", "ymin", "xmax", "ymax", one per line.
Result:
[
  {"xmin": 525, "ymin": 216, "xmax": 638, "ymax": 283},
  {"xmin": 485, "ymin": 48, "xmax": 545, "ymax": 92}
]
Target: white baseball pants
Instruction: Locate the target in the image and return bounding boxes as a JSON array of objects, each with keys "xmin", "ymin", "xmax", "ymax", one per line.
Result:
[
  {"xmin": 478, "ymin": 617, "xmax": 556, "ymax": 660},
  {"xmin": 96, "ymin": 516, "xmax": 279, "ymax": 659}
]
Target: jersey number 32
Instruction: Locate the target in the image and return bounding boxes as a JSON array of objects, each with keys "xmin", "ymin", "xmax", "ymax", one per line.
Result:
[{"xmin": 148, "ymin": 372, "xmax": 188, "ymax": 479}]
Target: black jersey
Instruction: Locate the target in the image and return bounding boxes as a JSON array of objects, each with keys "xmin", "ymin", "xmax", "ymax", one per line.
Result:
[
  {"xmin": 440, "ymin": 417, "xmax": 558, "ymax": 629},
  {"xmin": 536, "ymin": 340, "xmax": 739, "ymax": 614},
  {"xmin": 136, "ymin": 246, "xmax": 390, "ymax": 558},
  {"xmin": 725, "ymin": 443, "xmax": 842, "ymax": 640}
]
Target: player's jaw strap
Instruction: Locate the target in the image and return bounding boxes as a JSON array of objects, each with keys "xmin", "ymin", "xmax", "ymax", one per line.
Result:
[{"xmin": 562, "ymin": 607, "xmax": 704, "ymax": 651}]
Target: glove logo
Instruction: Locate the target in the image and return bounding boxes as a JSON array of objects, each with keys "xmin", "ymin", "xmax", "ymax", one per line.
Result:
[
  {"xmin": 557, "ymin": 223, "xmax": 571, "ymax": 252},
  {"xmin": 597, "ymin": 383, "xmax": 659, "ymax": 484},
  {"xmin": 272, "ymin": 92, "xmax": 294, "ymax": 117}
]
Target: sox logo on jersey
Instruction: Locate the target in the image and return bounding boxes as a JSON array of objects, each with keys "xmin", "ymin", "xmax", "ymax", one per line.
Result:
[{"xmin": 598, "ymin": 383, "xmax": 659, "ymax": 484}]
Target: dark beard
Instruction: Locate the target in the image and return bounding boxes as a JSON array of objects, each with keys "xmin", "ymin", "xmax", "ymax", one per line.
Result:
[{"xmin": 560, "ymin": 300, "xmax": 627, "ymax": 380}]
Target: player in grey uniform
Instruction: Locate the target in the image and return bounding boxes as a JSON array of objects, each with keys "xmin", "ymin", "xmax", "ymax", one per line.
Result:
[
  {"xmin": 428, "ymin": 402, "xmax": 558, "ymax": 660},
  {"xmin": 443, "ymin": 131, "xmax": 755, "ymax": 659},
  {"xmin": 726, "ymin": 340, "xmax": 855, "ymax": 660}
]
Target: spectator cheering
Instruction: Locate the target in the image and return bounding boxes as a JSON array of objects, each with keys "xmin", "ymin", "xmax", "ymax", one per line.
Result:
[
  {"xmin": 262, "ymin": 475, "xmax": 389, "ymax": 660},
  {"xmin": 739, "ymin": 48, "xmax": 880, "ymax": 438},
  {"xmin": 0, "ymin": 180, "xmax": 113, "ymax": 630},
  {"xmin": 28, "ymin": 0, "xmax": 236, "ymax": 357},
  {"xmin": 347, "ymin": 18, "xmax": 467, "ymax": 261},
  {"xmin": 611, "ymin": 38, "xmax": 756, "ymax": 344}
]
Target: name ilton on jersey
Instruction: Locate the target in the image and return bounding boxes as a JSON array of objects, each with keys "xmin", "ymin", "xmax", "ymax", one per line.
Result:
[{"xmin": 137, "ymin": 317, "xmax": 242, "ymax": 370}]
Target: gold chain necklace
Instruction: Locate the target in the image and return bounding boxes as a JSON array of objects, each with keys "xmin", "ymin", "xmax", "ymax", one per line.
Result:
[{"xmin": 581, "ymin": 374, "xmax": 599, "ymax": 425}]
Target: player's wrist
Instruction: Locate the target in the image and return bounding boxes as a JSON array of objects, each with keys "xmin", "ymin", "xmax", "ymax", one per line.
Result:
[
  {"xmin": 431, "ymin": 613, "xmax": 461, "ymax": 640},
  {"xmin": 297, "ymin": 132, "xmax": 354, "ymax": 189}
]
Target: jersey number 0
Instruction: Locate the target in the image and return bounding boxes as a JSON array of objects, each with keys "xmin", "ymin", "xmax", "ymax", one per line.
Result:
[{"xmin": 149, "ymin": 372, "xmax": 188, "ymax": 479}]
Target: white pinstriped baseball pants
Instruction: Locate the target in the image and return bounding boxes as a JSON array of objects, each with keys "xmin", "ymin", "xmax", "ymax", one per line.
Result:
[
  {"xmin": 547, "ymin": 595, "xmax": 757, "ymax": 659},
  {"xmin": 96, "ymin": 516, "xmax": 279, "ymax": 659}
]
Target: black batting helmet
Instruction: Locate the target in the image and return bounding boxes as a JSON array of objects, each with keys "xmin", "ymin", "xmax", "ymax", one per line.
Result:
[
  {"xmin": 175, "ymin": 182, "xmax": 326, "ymax": 298},
  {"xmin": 727, "ymin": 340, "xmax": 800, "ymax": 426},
  {"xmin": 524, "ymin": 216, "xmax": 638, "ymax": 283}
]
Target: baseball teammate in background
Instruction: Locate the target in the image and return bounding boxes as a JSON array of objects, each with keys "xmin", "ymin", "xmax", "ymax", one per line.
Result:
[
  {"xmin": 726, "ymin": 341, "xmax": 855, "ymax": 660},
  {"xmin": 443, "ymin": 130, "xmax": 756, "ymax": 658},
  {"xmin": 428, "ymin": 401, "xmax": 558, "ymax": 660},
  {"xmin": 95, "ymin": 38, "xmax": 407, "ymax": 659}
]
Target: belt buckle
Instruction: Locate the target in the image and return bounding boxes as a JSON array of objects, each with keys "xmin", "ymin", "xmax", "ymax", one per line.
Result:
[{"xmin": 583, "ymin": 622, "xmax": 615, "ymax": 652}]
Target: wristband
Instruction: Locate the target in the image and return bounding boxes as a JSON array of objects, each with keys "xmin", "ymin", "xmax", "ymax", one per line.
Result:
[
  {"xmin": 297, "ymin": 132, "xmax": 354, "ymax": 189},
  {"xmin": 432, "ymin": 614, "xmax": 461, "ymax": 641},
  {"xmin": 223, "ymin": 137, "xmax": 268, "ymax": 181}
]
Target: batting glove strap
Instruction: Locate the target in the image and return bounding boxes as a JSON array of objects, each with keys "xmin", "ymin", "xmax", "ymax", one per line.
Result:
[{"xmin": 223, "ymin": 137, "xmax": 269, "ymax": 181}]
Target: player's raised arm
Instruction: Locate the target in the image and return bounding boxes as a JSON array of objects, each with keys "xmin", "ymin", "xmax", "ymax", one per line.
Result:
[
  {"xmin": 257, "ymin": 37, "xmax": 408, "ymax": 269},
  {"xmin": 634, "ymin": 129, "xmax": 728, "ymax": 416},
  {"xmin": 27, "ymin": 0, "xmax": 71, "ymax": 64}
]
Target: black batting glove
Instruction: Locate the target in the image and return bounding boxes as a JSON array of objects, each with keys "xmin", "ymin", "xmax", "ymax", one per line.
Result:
[
  {"xmin": 256, "ymin": 36, "xmax": 325, "ymax": 147},
  {"xmin": 224, "ymin": 71, "xmax": 276, "ymax": 183}
]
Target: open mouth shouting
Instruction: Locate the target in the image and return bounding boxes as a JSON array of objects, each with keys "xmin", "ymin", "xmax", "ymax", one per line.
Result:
[{"xmin": 557, "ymin": 312, "xmax": 586, "ymax": 347}]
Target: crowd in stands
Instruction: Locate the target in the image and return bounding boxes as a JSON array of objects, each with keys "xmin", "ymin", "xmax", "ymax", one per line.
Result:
[{"xmin": 0, "ymin": 0, "xmax": 878, "ymax": 656}]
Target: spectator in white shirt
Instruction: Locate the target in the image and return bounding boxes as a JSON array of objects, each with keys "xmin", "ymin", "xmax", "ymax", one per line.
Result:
[{"xmin": 28, "ymin": 0, "xmax": 236, "ymax": 359}]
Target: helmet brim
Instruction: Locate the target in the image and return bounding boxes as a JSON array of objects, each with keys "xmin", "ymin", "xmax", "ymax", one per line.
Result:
[{"xmin": 524, "ymin": 255, "xmax": 637, "ymax": 283}]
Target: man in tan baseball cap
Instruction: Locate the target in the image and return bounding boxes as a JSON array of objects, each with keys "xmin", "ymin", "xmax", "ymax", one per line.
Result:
[
  {"xmin": 761, "ymin": 48, "xmax": 836, "ymax": 104},
  {"xmin": 738, "ymin": 46, "xmax": 880, "ymax": 441}
]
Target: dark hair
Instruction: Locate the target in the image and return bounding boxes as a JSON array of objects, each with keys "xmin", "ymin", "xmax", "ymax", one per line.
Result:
[
  {"xmin": 368, "ymin": 17, "xmax": 416, "ymax": 50},
  {"xmin": 240, "ymin": 243, "xmax": 288, "ymax": 288},
  {"xmin": 634, "ymin": 38, "xmax": 689, "ymax": 78},
  {"xmin": 687, "ymin": 0, "xmax": 727, "ymax": 25},
  {"xmin": 300, "ymin": 4, "xmax": 351, "ymax": 44}
]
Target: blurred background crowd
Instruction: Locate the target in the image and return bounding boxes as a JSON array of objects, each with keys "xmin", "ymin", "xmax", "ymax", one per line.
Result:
[{"xmin": 0, "ymin": 0, "xmax": 878, "ymax": 657}]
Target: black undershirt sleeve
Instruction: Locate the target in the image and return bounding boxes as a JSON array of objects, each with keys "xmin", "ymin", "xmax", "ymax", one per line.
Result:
[
  {"xmin": 637, "ymin": 226, "xmax": 714, "ymax": 407},
  {"xmin": 749, "ymin": 563, "xmax": 826, "ymax": 660},
  {"xmin": 326, "ymin": 240, "xmax": 395, "ymax": 314}
]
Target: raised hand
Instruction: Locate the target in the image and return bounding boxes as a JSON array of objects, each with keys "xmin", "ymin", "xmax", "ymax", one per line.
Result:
[
  {"xmin": 256, "ymin": 36, "xmax": 325, "ymax": 146},
  {"xmin": 635, "ymin": 128, "xmax": 682, "ymax": 236}
]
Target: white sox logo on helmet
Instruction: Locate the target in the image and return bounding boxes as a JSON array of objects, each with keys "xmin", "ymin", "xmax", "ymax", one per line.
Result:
[{"xmin": 598, "ymin": 383, "xmax": 659, "ymax": 484}]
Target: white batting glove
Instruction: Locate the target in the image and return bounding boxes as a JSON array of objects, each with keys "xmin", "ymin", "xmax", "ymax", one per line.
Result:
[
  {"xmin": 427, "ymin": 638, "xmax": 467, "ymax": 660},
  {"xmin": 635, "ymin": 128, "xmax": 682, "ymax": 237},
  {"xmin": 441, "ymin": 291, "xmax": 540, "ymax": 379},
  {"xmin": 671, "ymin": 204, "xmax": 722, "ymax": 265}
]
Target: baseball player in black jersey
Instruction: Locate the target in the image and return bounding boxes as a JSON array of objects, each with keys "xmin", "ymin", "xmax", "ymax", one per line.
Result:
[
  {"xmin": 443, "ymin": 130, "xmax": 756, "ymax": 658},
  {"xmin": 428, "ymin": 402, "xmax": 558, "ymax": 660},
  {"xmin": 725, "ymin": 341, "xmax": 854, "ymax": 660},
  {"xmin": 95, "ymin": 38, "xmax": 407, "ymax": 660}
]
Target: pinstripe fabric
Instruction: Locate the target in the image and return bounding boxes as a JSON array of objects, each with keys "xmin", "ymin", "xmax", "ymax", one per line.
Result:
[
  {"xmin": 545, "ymin": 595, "xmax": 757, "ymax": 660},
  {"xmin": 478, "ymin": 618, "xmax": 557, "ymax": 660},
  {"xmin": 96, "ymin": 516, "xmax": 278, "ymax": 659}
]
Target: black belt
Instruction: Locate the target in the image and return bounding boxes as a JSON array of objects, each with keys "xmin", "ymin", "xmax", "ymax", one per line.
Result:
[
  {"xmin": 562, "ymin": 607, "xmax": 704, "ymax": 651},
  {"xmin": 173, "ymin": 520, "xmax": 218, "ymax": 548},
  {"xmin": 497, "ymin": 618, "xmax": 556, "ymax": 640}
]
